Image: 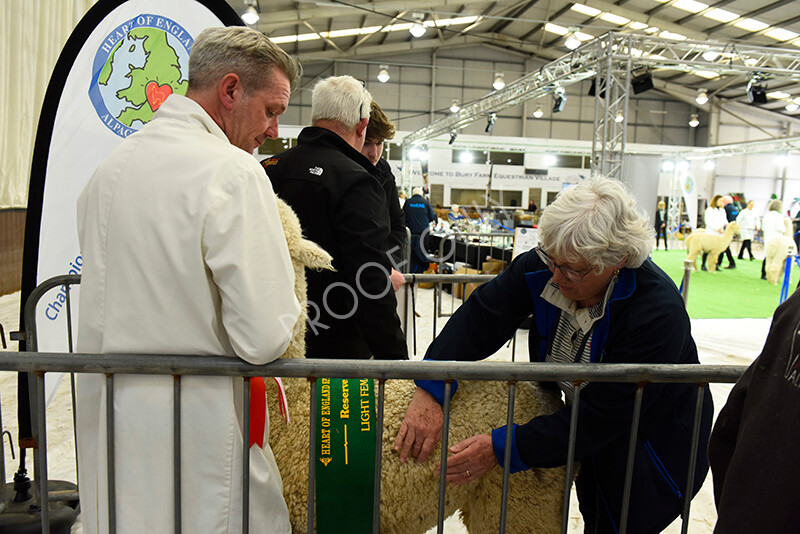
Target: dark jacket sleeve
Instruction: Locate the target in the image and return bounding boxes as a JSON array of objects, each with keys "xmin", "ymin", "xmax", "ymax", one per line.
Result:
[
  {"xmin": 334, "ymin": 174, "xmax": 407, "ymax": 359},
  {"xmin": 377, "ymin": 159, "xmax": 406, "ymax": 265},
  {"xmin": 427, "ymin": 202, "xmax": 436, "ymax": 223},
  {"xmin": 423, "ymin": 250, "xmax": 540, "ymax": 361},
  {"xmin": 415, "ymin": 251, "xmax": 542, "ymax": 401},
  {"xmin": 708, "ymin": 363, "xmax": 750, "ymax": 508}
]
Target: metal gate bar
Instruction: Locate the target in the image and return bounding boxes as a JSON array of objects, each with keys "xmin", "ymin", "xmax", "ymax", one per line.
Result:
[
  {"xmin": 18, "ymin": 275, "xmax": 744, "ymax": 534},
  {"xmin": 499, "ymin": 381, "xmax": 517, "ymax": 533},
  {"xmin": 242, "ymin": 377, "xmax": 251, "ymax": 534},
  {"xmin": 436, "ymin": 382, "xmax": 453, "ymax": 533},
  {"xmin": 173, "ymin": 376, "xmax": 182, "ymax": 534},
  {"xmin": 372, "ymin": 380, "xmax": 386, "ymax": 533},
  {"xmin": 619, "ymin": 385, "xmax": 645, "ymax": 534},
  {"xmin": 106, "ymin": 374, "xmax": 116, "ymax": 534},
  {"xmin": 561, "ymin": 383, "xmax": 582, "ymax": 534},
  {"xmin": 681, "ymin": 384, "xmax": 707, "ymax": 534},
  {"xmin": 307, "ymin": 378, "xmax": 317, "ymax": 534}
]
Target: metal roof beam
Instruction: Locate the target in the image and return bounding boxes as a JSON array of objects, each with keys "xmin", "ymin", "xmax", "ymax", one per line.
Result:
[
  {"xmin": 403, "ymin": 32, "xmax": 800, "ymax": 145},
  {"xmin": 255, "ymin": 0, "xmax": 490, "ymax": 32},
  {"xmin": 581, "ymin": 0, "xmax": 709, "ymax": 41},
  {"xmin": 705, "ymin": 0, "xmax": 796, "ymax": 35}
]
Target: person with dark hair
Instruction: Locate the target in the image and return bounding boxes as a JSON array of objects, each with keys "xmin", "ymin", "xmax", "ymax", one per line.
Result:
[
  {"xmin": 718, "ymin": 195, "xmax": 737, "ymax": 269},
  {"xmin": 702, "ymin": 195, "xmax": 733, "ymax": 270},
  {"xmin": 264, "ymin": 76, "xmax": 407, "ymax": 361},
  {"xmin": 76, "ymin": 27, "xmax": 301, "ymax": 533},
  {"xmin": 361, "ymin": 101, "xmax": 406, "ymax": 283}
]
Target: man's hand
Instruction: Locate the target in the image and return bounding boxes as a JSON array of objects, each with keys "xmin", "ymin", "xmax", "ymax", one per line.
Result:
[
  {"xmin": 390, "ymin": 268, "xmax": 405, "ymax": 292},
  {"xmin": 394, "ymin": 388, "xmax": 443, "ymax": 463},
  {"xmin": 440, "ymin": 434, "xmax": 497, "ymax": 485}
]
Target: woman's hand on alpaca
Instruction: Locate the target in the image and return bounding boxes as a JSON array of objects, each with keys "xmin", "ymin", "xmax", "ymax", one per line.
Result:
[
  {"xmin": 440, "ymin": 434, "xmax": 496, "ymax": 485},
  {"xmin": 394, "ymin": 388, "xmax": 443, "ymax": 463}
]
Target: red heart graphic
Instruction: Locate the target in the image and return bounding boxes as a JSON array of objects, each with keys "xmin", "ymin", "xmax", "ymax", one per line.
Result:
[{"xmin": 146, "ymin": 81, "xmax": 173, "ymax": 111}]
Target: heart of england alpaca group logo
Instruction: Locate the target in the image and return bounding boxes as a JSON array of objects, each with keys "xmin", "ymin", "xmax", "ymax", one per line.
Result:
[{"xmin": 88, "ymin": 14, "xmax": 193, "ymax": 138}]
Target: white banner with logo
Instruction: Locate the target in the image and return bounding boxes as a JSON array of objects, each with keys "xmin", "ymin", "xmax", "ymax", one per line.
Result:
[
  {"xmin": 681, "ymin": 171, "xmax": 698, "ymax": 230},
  {"xmin": 23, "ymin": 0, "xmax": 240, "ymax": 404}
]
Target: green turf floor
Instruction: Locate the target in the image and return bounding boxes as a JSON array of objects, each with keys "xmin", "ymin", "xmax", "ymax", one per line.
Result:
[{"xmin": 650, "ymin": 248, "xmax": 797, "ymax": 319}]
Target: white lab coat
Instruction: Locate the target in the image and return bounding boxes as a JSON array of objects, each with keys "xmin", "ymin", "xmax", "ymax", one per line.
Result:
[
  {"xmin": 736, "ymin": 208, "xmax": 759, "ymax": 240},
  {"xmin": 76, "ymin": 94, "xmax": 301, "ymax": 534},
  {"xmin": 762, "ymin": 210, "xmax": 790, "ymax": 245},
  {"xmin": 703, "ymin": 206, "xmax": 727, "ymax": 234}
]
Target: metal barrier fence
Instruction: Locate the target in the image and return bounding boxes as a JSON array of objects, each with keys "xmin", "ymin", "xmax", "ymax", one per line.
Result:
[{"xmin": 13, "ymin": 274, "xmax": 745, "ymax": 534}]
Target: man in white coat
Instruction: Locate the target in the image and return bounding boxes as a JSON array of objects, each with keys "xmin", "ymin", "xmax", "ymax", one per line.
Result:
[{"xmin": 75, "ymin": 27, "xmax": 301, "ymax": 534}]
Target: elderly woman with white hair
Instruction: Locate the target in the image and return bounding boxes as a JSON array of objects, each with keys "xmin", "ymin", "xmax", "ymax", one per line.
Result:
[
  {"xmin": 760, "ymin": 198, "xmax": 788, "ymax": 280},
  {"xmin": 395, "ymin": 176, "xmax": 713, "ymax": 533}
]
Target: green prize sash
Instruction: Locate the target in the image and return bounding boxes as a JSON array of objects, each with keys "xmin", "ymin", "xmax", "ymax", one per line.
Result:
[{"xmin": 315, "ymin": 378, "xmax": 376, "ymax": 532}]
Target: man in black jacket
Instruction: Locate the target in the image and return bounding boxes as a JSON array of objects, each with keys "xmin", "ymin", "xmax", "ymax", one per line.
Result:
[
  {"xmin": 262, "ymin": 76, "xmax": 407, "ymax": 360},
  {"xmin": 403, "ymin": 187, "xmax": 437, "ymax": 273}
]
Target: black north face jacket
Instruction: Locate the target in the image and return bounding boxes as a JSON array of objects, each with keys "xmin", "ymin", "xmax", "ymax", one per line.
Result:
[{"xmin": 263, "ymin": 127, "xmax": 407, "ymax": 360}]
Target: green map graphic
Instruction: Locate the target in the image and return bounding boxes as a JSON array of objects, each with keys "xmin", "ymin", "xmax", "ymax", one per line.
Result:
[{"xmin": 97, "ymin": 28, "xmax": 188, "ymax": 127}]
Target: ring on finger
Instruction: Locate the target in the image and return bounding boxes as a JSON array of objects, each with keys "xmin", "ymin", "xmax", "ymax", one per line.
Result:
[{"xmin": 466, "ymin": 470, "xmax": 471, "ymax": 478}]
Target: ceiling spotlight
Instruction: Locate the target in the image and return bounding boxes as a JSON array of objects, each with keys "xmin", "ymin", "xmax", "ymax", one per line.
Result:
[
  {"xmin": 552, "ymin": 87, "xmax": 568, "ymax": 113},
  {"xmin": 543, "ymin": 154, "xmax": 557, "ymax": 167},
  {"xmin": 631, "ymin": 67, "xmax": 654, "ymax": 94},
  {"xmin": 450, "ymin": 100, "xmax": 460, "ymax": 113},
  {"xmin": 241, "ymin": 0, "xmax": 260, "ymax": 25},
  {"xmin": 409, "ymin": 13, "xmax": 427, "ymax": 38},
  {"xmin": 776, "ymin": 154, "xmax": 788, "ymax": 168},
  {"xmin": 747, "ymin": 76, "xmax": 768, "ymax": 104},
  {"xmin": 485, "ymin": 112, "xmax": 497, "ymax": 133},
  {"xmin": 696, "ymin": 89, "xmax": 708, "ymax": 105},
  {"xmin": 786, "ymin": 100, "xmax": 799, "ymax": 112},
  {"xmin": 703, "ymin": 160, "xmax": 715, "ymax": 171},
  {"xmin": 565, "ymin": 28, "xmax": 581, "ymax": 50},
  {"xmin": 615, "ymin": 111, "xmax": 624, "ymax": 123},
  {"xmin": 701, "ymin": 50, "xmax": 719, "ymax": 62},
  {"xmin": 661, "ymin": 160, "xmax": 675, "ymax": 172},
  {"xmin": 492, "ymin": 73, "xmax": 506, "ymax": 91},
  {"xmin": 449, "ymin": 130, "xmax": 458, "ymax": 145},
  {"xmin": 377, "ymin": 65, "xmax": 390, "ymax": 83},
  {"xmin": 689, "ymin": 113, "xmax": 700, "ymax": 127},
  {"xmin": 533, "ymin": 105, "xmax": 544, "ymax": 118}
]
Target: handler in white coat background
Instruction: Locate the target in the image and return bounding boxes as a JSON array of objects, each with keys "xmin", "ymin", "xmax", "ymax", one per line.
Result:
[{"xmin": 75, "ymin": 27, "xmax": 301, "ymax": 534}]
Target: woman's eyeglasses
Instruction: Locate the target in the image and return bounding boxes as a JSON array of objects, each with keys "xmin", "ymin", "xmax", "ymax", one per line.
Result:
[{"xmin": 535, "ymin": 247, "xmax": 594, "ymax": 282}]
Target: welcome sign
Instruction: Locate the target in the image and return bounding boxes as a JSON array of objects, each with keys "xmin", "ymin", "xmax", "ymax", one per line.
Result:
[{"xmin": 316, "ymin": 378, "xmax": 377, "ymax": 532}]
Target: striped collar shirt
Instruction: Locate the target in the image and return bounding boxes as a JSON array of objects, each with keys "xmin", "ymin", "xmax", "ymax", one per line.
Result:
[{"xmin": 541, "ymin": 276, "xmax": 617, "ymax": 402}]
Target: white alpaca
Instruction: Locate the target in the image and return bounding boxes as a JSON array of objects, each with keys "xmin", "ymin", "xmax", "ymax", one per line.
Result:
[
  {"xmin": 685, "ymin": 221, "xmax": 740, "ymax": 272},
  {"xmin": 269, "ymin": 198, "xmax": 569, "ymax": 533},
  {"xmin": 765, "ymin": 217, "xmax": 797, "ymax": 285}
]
